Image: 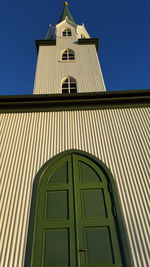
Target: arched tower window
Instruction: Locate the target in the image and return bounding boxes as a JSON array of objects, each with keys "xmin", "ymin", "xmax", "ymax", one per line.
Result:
[
  {"xmin": 61, "ymin": 49, "xmax": 75, "ymax": 60},
  {"xmin": 62, "ymin": 28, "xmax": 72, "ymax": 36},
  {"xmin": 62, "ymin": 76, "xmax": 77, "ymax": 93},
  {"xmin": 81, "ymin": 34, "xmax": 86, "ymax": 39},
  {"xmin": 25, "ymin": 150, "xmax": 133, "ymax": 267}
]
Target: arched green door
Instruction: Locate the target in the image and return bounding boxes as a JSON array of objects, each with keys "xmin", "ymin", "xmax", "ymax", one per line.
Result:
[{"xmin": 33, "ymin": 154, "xmax": 123, "ymax": 267}]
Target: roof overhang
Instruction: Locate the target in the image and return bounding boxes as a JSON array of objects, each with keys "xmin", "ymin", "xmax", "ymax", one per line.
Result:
[
  {"xmin": 36, "ymin": 39, "xmax": 56, "ymax": 52},
  {"xmin": 78, "ymin": 38, "xmax": 99, "ymax": 52},
  {"xmin": 0, "ymin": 90, "xmax": 150, "ymax": 113},
  {"xmin": 36, "ymin": 38, "xmax": 98, "ymax": 53}
]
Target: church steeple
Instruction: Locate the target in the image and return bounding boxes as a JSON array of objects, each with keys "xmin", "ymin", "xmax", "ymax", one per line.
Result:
[
  {"xmin": 34, "ymin": 2, "xmax": 106, "ymax": 94},
  {"xmin": 59, "ymin": 2, "xmax": 76, "ymax": 24}
]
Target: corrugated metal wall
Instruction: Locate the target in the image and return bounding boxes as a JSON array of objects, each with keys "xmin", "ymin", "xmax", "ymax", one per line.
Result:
[{"xmin": 1, "ymin": 107, "xmax": 149, "ymax": 267}]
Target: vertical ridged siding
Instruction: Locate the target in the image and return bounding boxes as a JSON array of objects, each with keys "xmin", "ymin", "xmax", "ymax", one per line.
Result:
[
  {"xmin": 33, "ymin": 45, "xmax": 106, "ymax": 94},
  {"xmin": 1, "ymin": 107, "xmax": 149, "ymax": 267},
  {"xmin": 33, "ymin": 21, "xmax": 106, "ymax": 94}
]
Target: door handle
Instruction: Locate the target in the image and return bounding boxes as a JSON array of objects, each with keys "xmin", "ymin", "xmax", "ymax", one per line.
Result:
[{"xmin": 79, "ymin": 248, "xmax": 88, "ymax": 252}]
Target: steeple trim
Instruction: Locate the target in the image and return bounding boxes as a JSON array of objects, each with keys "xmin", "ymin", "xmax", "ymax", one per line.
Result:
[{"xmin": 59, "ymin": 2, "xmax": 76, "ymax": 24}]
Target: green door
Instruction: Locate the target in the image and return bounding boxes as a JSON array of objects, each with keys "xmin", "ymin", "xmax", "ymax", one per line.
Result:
[{"xmin": 33, "ymin": 154, "xmax": 123, "ymax": 267}]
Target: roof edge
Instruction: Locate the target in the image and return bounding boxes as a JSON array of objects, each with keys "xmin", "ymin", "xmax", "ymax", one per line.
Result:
[
  {"xmin": 36, "ymin": 39, "xmax": 56, "ymax": 52},
  {"xmin": 78, "ymin": 38, "xmax": 99, "ymax": 52},
  {"xmin": 0, "ymin": 90, "xmax": 150, "ymax": 113}
]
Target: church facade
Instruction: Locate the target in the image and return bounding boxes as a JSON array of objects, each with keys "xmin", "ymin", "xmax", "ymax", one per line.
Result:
[{"xmin": 1, "ymin": 3, "xmax": 149, "ymax": 267}]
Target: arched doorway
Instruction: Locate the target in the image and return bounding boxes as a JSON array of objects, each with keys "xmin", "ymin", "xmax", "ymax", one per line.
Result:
[{"xmin": 25, "ymin": 150, "xmax": 132, "ymax": 267}]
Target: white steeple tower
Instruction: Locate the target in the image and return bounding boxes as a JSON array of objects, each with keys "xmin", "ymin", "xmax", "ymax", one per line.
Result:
[{"xmin": 33, "ymin": 2, "xmax": 106, "ymax": 94}]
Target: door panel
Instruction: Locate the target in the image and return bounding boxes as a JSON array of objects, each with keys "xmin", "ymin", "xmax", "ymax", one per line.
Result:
[
  {"xmin": 84, "ymin": 227, "xmax": 114, "ymax": 264},
  {"xmin": 46, "ymin": 191, "xmax": 68, "ymax": 219},
  {"xmin": 44, "ymin": 229, "xmax": 69, "ymax": 265},
  {"xmin": 73, "ymin": 155, "xmax": 123, "ymax": 267},
  {"xmin": 33, "ymin": 154, "xmax": 123, "ymax": 267},
  {"xmin": 81, "ymin": 189, "xmax": 107, "ymax": 217},
  {"xmin": 33, "ymin": 156, "xmax": 76, "ymax": 267},
  {"xmin": 49, "ymin": 162, "xmax": 68, "ymax": 184},
  {"xmin": 79, "ymin": 161, "xmax": 102, "ymax": 182}
]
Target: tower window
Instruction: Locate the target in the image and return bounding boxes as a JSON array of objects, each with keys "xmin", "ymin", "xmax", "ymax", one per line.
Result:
[
  {"xmin": 62, "ymin": 49, "xmax": 75, "ymax": 61},
  {"xmin": 62, "ymin": 28, "xmax": 72, "ymax": 36},
  {"xmin": 62, "ymin": 76, "xmax": 77, "ymax": 93},
  {"xmin": 81, "ymin": 34, "xmax": 85, "ymax": 39}
]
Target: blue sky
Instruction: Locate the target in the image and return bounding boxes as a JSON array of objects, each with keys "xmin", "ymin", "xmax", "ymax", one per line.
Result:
[{"xmin": 0, "ymin": 0, "xmax": 149, "ymax": 95}]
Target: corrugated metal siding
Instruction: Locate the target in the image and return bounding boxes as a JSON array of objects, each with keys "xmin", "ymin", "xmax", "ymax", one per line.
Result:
[{"xmin": 1, "ymin": 107, "xmax": 149, "ymax": 267}]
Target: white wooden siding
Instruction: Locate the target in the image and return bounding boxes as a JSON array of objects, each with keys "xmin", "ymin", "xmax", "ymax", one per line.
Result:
[
  {"xmin": 33, "ymin": 20, "xmax": 106, "ymax": 94},
  {"xmin": 1, "ymin": 107, "xmax": 149, "ymax": 267},
  {"xmin": 33, "ymin": 44, "xmax": 106, "ymax": 94}
]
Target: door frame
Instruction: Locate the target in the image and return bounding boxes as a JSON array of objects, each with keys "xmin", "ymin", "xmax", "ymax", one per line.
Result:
[{"xmin": 24, "ymin": 149, "xmax": 133, "ymax": 267}]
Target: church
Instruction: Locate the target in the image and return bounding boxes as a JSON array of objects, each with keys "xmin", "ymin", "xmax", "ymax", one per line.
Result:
[{"xmin": 1, "ymin": 2, "xmax": 149, "ymax": 267}]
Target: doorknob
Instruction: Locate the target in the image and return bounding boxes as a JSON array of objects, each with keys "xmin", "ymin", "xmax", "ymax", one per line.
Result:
[{"xmin": 79, "ymin": 248, "xmax": 88, "ymax": 252}]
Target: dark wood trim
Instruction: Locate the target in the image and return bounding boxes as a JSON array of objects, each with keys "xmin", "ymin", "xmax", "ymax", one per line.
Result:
[
  {"xmin": 78, "ymin": 38, "xmax": 99, "ymax": 52},
  {"xmin": 0, "ymin": 90, "xmax": 150, "ymax": 113},
  {"xmin": 36, "ymin": 39, "xmax": 56, "ymax": 52}
]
